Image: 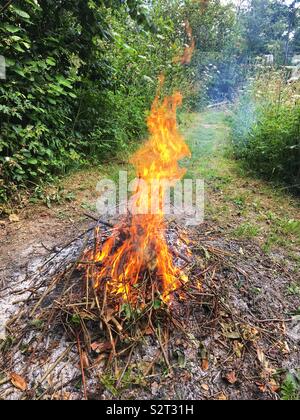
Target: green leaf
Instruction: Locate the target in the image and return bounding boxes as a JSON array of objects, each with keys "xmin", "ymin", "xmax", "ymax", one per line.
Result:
[
  {"xmin": 11, "ymin": 35, "xmax": 22, "ymax": 42},
  {"xmin": 5, "ymin": 58, "xmax": 16, "ymax": 67},
  {"xmin": 28, "ymin": 158, "xmax": 38, "ymax": 165},
  {"xmin": 121, "ymin": 303, "xmax": 132, "ymax": 320},
  {"xmin": 47, "ymin": 98, "xmax": 57, "ymax": 105},
  {"xmin": 153, "ymin": 299, "xmax": 162, "ymax": 310},
  {"xmin": 14, "ymin": 8, "xmax": 30, "ymax": 20},
  {"xmin": 46, "ymin": 57, "xmax": 56, "ymax": 66},
  {"xmin": 56, "ymin": 76, "xmax": 73, "ymax": 88},
  {"xmin": 3, "ymin": 24, "xmax": 21, "ymax": 33},
  {"xmin": 70, "ymin": 314, "xmax": 81, "ymax": 326},
  {"xmin": 22, "ymin": 150, "xmax": 32, "ymax": 158},
  {"xmin": 22, "ymin": 42, "xmax": 31, "ymax": 49},
  {"xmin": 13, "ymin": 68, "xmax": 26, "ymax": 78},
  {"xmin": 281, "ymin": 372, "xmax": 300, "ymax": 400},
  {"xmin": 48, "ymin": 84, "xmax": 64, "ymax": 94},
  {"xmin": 13, "ymin": 44, "xmax": 25, "ymax": 53},
  {"xmin": 123, "ymin": 43, "xmax": 136, "ymax": 54}
]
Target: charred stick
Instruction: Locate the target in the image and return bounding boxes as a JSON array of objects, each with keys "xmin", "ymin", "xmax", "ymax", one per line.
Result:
[
  {"xmin": 83, "ymin": 212, "xmax": 114, "ymax": 228},
  {"xmin": 171, "ymin": 248, "xmax": 191, "ymax": 264},
  {"xmin": 77, "ymin": 335, "xmax": 88, "ymax": 401}
]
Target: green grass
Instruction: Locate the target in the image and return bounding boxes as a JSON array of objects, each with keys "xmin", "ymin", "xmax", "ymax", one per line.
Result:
[
  {"xmin": 184, "ymin": 111, "xmax": 230, "ymax": 181},
  {"xmin": 183, "ymin": 110, "xmax": 299, "ymax": 257},
  {"xmin": 234, "ymin": 223, "xmax": 260, "ymax": 239},
  {"xmin": 286, "ymin": 282, "xmax": 300, "ymax": 296},
  {"xmin": 281, "ymin": 372, "xmax": 300, "ymax": 401},
  {"xmin": 279, "ymin": 219, "xmax": 300, "ymax": 236},
  {"xmin": 262, "ymin": 217, "xmax": 300, "ymax": 252}
]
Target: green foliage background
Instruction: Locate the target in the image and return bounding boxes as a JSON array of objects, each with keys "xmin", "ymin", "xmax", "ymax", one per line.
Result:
[
  {"xmin": 230, "ymin": 70, "xmax": 300, "ymax": 189},
  {"xmin": 1, "ymin": 0, "xmax": 300, "ymax": 203},
  {"xmin": 0, "ymin": 0, "xmax": 192, "ymax": 203}
]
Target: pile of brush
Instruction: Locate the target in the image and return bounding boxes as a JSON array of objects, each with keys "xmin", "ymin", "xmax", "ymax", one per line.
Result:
[
  {"xmin": 0, "ymin": 215, "xmax": 226, "ymax": 399},
  {"xmin": 3, "ymin": 217, "xmax": 209, "ymax": 394},
  {"xmin": 0, "ymin": 215, "xmax": 295, "ymax": 401}
]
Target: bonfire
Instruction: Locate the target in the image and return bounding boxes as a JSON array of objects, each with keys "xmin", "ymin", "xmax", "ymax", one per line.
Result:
[
  {"xmin": 81, "ymin": 89, "xmax": 191, "ymax": 309},
  {"xmin": 0, "ymin": 30, "xmax": 201, "ymax": 398}
]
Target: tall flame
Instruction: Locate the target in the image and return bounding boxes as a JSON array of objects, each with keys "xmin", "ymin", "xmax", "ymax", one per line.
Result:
[
  {"xmin": 82, "ymin": 25, "xmax": 195, "ymax": 307},
  {"xmin": 83, "ymin": 88, "xmax": 190, "ymax": 305}
]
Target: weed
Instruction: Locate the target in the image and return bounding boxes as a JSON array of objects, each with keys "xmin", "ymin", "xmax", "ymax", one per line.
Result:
[
  {"xmin": 100, "ymin": 373, "xmax": 119, "ymax": 397},
  {"xmin": 286, "ymin": 282, "xmax": 300, "ymax": 296},
  {"xmin": 279, "ymin": 219, "xmax": 300, "ymax": 237},
  {"xmin": 281, "ymin": 372, "xmax": 300, "ymax": 400},
  {"xmin": 81, "ymin": 201, "xmax": 97, "ymax": 212}
]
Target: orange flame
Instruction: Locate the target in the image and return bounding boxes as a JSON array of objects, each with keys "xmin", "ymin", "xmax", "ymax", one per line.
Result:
[
  {"xmin": 181, "ymin": 21, "xmax": 195, "ymax": 65},
  {"xmin": 82, "ymin": 24, "xmax": 195, "ymax": 307},
  {"xmin": 83, "ymin": 87, "xmax": 191, "ymax": 306}
]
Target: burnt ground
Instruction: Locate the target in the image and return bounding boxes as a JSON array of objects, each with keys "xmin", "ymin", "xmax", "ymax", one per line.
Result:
[
  {"xmin": 0, "ymin": 110, "xmax": 299, "ymax": 400},
  {"xmin": 0, "ymin": 218, "xmax": 299, "ymax": 401}
]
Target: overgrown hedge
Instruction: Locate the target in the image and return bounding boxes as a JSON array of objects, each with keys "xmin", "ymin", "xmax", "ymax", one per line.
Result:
[{"xmin": 0, "ymin": 0, "xmax": 191, "ymax": 203}]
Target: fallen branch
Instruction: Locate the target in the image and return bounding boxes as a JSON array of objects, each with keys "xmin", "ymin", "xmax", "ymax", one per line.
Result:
[
  {"xmin": 83, "ymin": 213, "xmax": 114, "ymax": 228},
  {"xmin": 207, "ymin": 101, "xmax": 229, "ymax": 109}
]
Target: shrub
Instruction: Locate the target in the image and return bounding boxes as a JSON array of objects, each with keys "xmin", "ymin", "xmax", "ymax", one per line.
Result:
[
  {"xmin": 0, "ymin": 1, "xmax": 190, "ymax": 204},
  {"xmin": 231, "ymin": 70, "xmax": 300, "ymax": 190}
]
